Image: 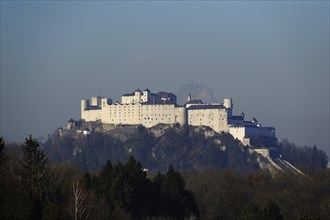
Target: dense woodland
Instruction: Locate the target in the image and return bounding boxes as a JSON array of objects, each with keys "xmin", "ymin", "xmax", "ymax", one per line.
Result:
[{"xmin": 0, "ymin": 126, "xmax": 329, "ymax": 219}]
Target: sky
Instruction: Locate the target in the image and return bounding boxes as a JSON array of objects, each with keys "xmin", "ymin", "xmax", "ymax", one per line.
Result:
[{"xmin": 1, "ymin": 1, "xmax": 329, "ymax": 155}]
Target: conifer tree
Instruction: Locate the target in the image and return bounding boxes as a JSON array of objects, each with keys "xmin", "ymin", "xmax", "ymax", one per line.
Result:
[{"xmin": 19, "ymin": 135, "xmax": 49, "ymax": 220}]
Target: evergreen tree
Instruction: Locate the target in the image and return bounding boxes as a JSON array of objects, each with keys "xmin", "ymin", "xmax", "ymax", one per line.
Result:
[
  {"xmin": 156, "ymin": 165, "xmax": 198, "ymax": 218},
  {"xmin": 19, "ymin": 135, "xmax": 49, "ymax": 220}
]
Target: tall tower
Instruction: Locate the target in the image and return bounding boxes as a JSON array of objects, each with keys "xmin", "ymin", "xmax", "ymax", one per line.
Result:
[
  {"xmin": 224, "ymin": 98, "xmax": 233, "ymax": 118},
  {"xmin": 223, "ymin": 98, "xmax": 233, "ymax": 109}
]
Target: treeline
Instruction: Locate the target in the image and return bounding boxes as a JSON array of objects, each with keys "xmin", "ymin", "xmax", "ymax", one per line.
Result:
[
  {"xmin": 280, "ymin": 138, "xmax": 328, "ymax": 170},
  {"xmin": 1, "ymin": 137, "xmax": 330, "ymax": 220},
  {"xmin": 183, "ymin": 169, "xmax": 330, "ymax": 220},
  {"xmin": 41, "ymin": 125, "xmax": 328, "ymax": 172}
]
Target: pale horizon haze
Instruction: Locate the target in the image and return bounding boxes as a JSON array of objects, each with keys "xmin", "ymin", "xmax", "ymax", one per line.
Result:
[{"xmin": 1, "ymin": 1, "xmax": 329, "ymax": 155}]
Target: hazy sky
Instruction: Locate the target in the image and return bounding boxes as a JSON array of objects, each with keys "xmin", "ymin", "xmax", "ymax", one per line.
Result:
[{"xmin": 1, "ymin": 1, "xmax": 329, "ymax": 155}]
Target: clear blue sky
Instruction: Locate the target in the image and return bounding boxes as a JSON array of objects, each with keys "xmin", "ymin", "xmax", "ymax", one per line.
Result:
[{"xmin": 1, "ymin": 1, "xmax": 329, "ymax": 155}]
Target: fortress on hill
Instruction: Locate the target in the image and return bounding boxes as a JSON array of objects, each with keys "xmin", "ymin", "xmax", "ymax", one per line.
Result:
[{"xmin": 77, "ymin": 88, "xmax": 276, "ymax": 146}]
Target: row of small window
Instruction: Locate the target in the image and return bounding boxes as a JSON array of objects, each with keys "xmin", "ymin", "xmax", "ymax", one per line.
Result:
[
  {"xmin": 110, "ymin": 114, "xmax": 140, "ymax": 116},
  {"xmin": 189, "ymin": 117, "xmax": 225, "ymax": 120},
  {"xmin": 110, "ymin": 109, "xmax": 140, "ymax": 112},
  {"xmin": 188, "ymin": 121, "xmax": 224, "ymax": 125},
  {"xmin": 111, "ymin": 107, "xmax": 140, "ymax": 110},
  {"xmin": 190, "ymin": 114, "xmax": 226, "ymax": 117},
  {"xmin": 144, "ymin": 117, "xmax": 171, "ymax": 121},
  {"xmin": 143, "ymin": 107, "xmax": 173, "ymax": 110},
  {"xmin": 142, "ymin": 114, "xmax": 171, "ymax": 117}
]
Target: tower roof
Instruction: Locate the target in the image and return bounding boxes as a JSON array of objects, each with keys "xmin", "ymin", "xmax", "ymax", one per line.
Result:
[{"xmin": 68, "ymin": 118, "xmax": 75, "ymax": 123}]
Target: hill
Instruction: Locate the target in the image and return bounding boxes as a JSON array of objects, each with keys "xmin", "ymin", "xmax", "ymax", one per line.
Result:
[{"xmin": 42, "ymin": 124, "xmax": 327, "ymax": 173}]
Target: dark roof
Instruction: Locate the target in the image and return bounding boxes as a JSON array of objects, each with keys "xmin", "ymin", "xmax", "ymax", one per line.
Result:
[
  {"xmin": 187, "ymin": 104, "xmax": 225, "ymax": 110},
  {"xmin": 230, "ymin": 115, "xmax": 244, "ymax": 120},
  {"xmin": 122, "ymin": 92, "xmax": 134, "ymax": 97},
  {"xmin": 157, "ymin": 91, "xmax": 176, "ymax": 99},
  {"xmin": 141, "ymin": 102, "xmax": 175, "ymax": 106},
  {"xmin": 86, "ymin": 106, "xmax": 101, "ymax": 110},
  {"xmin": 186, "ymin": 99, "xmax": 202, "ymax": 104},
  {"xmin": 244, "ymin": 124, "xmax": 258, "ymax": 128},
  {"xmin": 144, "ymin": 88, "xmax": 151, "ymax": 92},
  {"xmin": 230, "ymin": 124, "xmax": 275, "ymax": 130},
  {"xmin": 135, "ymin": 88, "xmax": 142, "ymax": 93},
  {"xmin": 68, "ymin": 118, "xmax": 75, "ymax": 123}
]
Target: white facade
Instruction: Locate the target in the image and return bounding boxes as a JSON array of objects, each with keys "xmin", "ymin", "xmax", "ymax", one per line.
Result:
[
  {"xmin": 187, "ymin": 106, "xmax": 229, "ymax": 133},
  {"xmin": 80, "ymin": 89, "xmax": 276, "ymax": 146},
  {"xmin": 229, "ymin": 125, "xmax": 276, "ymax": 146},
  {"xmin": 82, "ymin": 89, "xmax": 185, "ymax": 127},
  {"xmin": 141, "ymin": 104, "xmax": 184, "ymax": 128}
]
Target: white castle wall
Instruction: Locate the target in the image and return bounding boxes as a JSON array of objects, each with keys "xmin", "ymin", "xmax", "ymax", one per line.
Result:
[
  {"xmin": 187, "ymin": 108, "xmax": 229, "ymax": 133},
  {"xmin": 141, "ymin": 104, "xmax": 177, "ymax": 127},
  {"xmin": 91, "ymin": 97, "xmax": 101, "ymax": 106},
  {"xmin": 175, "ymin": 106, "xmax": 186, "ymax": 125},
  {"xmin": 106, "ymin": 103, "xmax": 142, "ymax": 125},
  {"xmin": 81, "ymin": 92, "xmax": 186, "ymax": 127},
  {"xmin": 229, "ymin": 126, "xmax": 246, "ymax": 142},
  {"xmin": 81, "ymin": 108, "xmax": 102, "ymax": 122}
]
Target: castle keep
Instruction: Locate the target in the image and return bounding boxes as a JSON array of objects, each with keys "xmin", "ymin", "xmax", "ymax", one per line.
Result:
[{"xmin": 80, "ymin": 89, "xmax": 276, "ymax": 146}]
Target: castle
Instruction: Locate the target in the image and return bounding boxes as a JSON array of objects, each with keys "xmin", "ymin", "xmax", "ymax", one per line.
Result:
[{"xmin": 79, "ymin": 88, "xmax": 276, "ymax": 146}]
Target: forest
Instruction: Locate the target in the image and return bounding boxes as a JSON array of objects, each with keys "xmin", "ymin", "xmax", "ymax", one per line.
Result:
[{"xmin": 0, "ymin": 131, "xmax": 329, "ymax": 220}]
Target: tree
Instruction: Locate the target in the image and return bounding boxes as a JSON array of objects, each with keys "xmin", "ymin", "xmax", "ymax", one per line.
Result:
[
  {"xmin": 94, "ymin": 157, "xmax": 152, "ymax": 217},
  {"xmin": 154, "ymin": 165, "xmax": 198, "ymax": 218},
  {"xmin": 19, "ymin": 135, "xmax": 49, "ymax": 220},
  {"xmin": 71, "ymin": 179, "xmax": 91, "ymax": 220}
]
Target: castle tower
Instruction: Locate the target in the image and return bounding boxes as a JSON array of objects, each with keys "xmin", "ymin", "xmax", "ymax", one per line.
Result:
[
  {"xmin": 223, "ymin": 98, "xmax": 233, "ymax": 109},
  {"xmin": 81, "ymin": 99, "xmax": 90, "ymax": 111},
  {"xmin": 224, "ymin": 98, "xmax": 233, "ymax": 118},
  {"xmin": 134, "ymin": 89, "xmax": 142, "ymax": 103}
]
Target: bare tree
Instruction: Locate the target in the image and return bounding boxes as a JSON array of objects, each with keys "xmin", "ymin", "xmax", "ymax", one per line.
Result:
[{"xmin": 71, "ymin": 179, "xmax": 90, "ymax": 220}]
